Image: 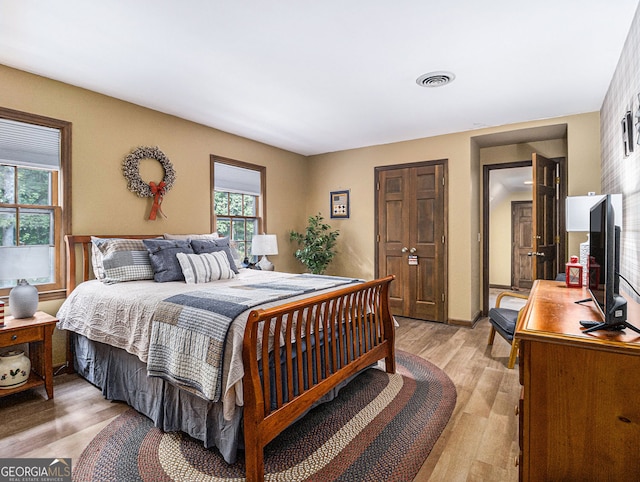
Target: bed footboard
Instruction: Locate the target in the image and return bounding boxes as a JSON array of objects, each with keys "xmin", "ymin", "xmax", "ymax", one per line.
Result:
[{"xmin": 242, "ymin": 275, "xmax": 396, "ymax": 482}]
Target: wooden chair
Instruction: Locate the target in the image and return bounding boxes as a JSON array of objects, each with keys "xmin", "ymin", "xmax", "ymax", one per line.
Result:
[{"xmin": 487, "ymin": 291, "xmax": 529, "ymax": 369}]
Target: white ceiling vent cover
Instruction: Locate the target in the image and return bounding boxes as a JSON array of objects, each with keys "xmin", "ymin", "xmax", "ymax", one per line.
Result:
[{"xmin": 416, "ymin": 71, "xmax": 456, "ymax": 88}]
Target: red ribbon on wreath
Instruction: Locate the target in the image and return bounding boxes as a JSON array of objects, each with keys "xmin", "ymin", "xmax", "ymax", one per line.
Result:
[{"xmin": 149, "ymin": 181, "xmax": 166, "ymax": 220}]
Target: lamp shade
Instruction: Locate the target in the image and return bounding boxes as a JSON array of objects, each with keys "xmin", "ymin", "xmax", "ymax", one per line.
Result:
[
  {"xmin": 251, "ymin": 234, "xmax": 278, "ymax": 256},
  {"xmin": 0, "ymin": 245, "xmax": 51, "ymax": 281},
  {"xmin": 566, "ymin": 194, "xmax": 623, "ymax": 232}
]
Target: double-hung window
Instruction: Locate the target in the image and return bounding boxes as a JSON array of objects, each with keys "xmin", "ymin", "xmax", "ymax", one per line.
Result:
[
  {"xmin": 0, "ymin": 108, "xmax": 71, "ymax": 300},
  {"xmin": 211, "ymin": 156, "xmax": 266, "ymax": 261}
]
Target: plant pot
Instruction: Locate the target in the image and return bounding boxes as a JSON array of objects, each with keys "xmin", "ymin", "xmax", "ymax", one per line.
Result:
[{"xmin": 0, "ymin": 350, "xmax": 31, "ymax": 389}]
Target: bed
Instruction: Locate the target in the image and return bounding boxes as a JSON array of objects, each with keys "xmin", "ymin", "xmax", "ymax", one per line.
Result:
[{"xmin": 58, "ymin": 234, "xmax": 396, "ymax": 481}]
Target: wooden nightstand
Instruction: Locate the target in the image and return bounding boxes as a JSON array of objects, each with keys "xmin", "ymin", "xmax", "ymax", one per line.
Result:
[{"xmin": 0, "ymin": 311, "xmax": 57, "ymax": 400}]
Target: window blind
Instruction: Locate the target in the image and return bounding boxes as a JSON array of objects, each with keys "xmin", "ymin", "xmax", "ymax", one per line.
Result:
[
  {"xmin": 0, "ymin": 118, "xmax": 61, "ymax": 169},
  {"xmin": 214, "ymin": 162, "xmax": 261, "ymax": 196}
]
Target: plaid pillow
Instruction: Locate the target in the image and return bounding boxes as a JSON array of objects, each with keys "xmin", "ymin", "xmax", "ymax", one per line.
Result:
[
  {"xmin": 176, "ymin": 251, "xmax": 235, "ymax": 284},
  {"xmin": 91, "ymin": 237, "xmax": 154, "ymax": 284}
]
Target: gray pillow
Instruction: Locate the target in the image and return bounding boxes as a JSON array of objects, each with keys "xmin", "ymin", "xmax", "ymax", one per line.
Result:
[
  {"xmin": 143, "ymin": 239, "xmax": 194, "ymax": 282},
  {"xmin": 190, "ymin": 237, "xmax": 239, "ymax": 274}
]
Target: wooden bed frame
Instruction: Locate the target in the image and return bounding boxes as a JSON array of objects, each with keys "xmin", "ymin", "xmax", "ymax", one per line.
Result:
[{"xmin": 65, "ymin": 235, "xmax": 396, "ymax": 482}]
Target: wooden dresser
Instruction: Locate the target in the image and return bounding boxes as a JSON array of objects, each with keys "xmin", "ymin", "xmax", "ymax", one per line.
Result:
[{"xmin": 515, "ymin": 280, "xmax": 640, "ymax": 481}]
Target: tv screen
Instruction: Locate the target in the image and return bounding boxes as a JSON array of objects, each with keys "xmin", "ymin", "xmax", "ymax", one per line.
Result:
[
  {"xmin": 588, "ymin": 197, "xmax": 607, "ymax": 316},
  {"xmin": 585, "ymin": 194, "xmax": 627, "ymax": 330}
]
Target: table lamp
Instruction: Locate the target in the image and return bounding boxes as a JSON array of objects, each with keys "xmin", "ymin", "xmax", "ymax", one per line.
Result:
[
  {"xmin": 0, "ymin": 245, "xmax": 51, "ymax": 318},
  {"xmin": 251, "ymin": 234, "xmax": 278, "ymax": 271}
]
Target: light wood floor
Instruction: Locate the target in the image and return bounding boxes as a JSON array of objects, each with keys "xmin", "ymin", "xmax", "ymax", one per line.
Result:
[{"xmin": 0, "ymin": 317, "xmax": 520, "ymax": 481}]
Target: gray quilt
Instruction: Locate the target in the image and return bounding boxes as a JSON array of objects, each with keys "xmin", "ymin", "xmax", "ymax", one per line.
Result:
[{"xmin": 146, "ymin": 274, "xmax": 359, "ymax": 401}]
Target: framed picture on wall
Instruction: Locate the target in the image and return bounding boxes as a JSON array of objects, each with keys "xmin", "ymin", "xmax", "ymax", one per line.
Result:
[
  {"xmin": 622, "ymin": 110, "xmax": 633, "ymax": 156},
  {"xmin": 330, "ymin": 190, "xmax": 350, "ymax": 219}
]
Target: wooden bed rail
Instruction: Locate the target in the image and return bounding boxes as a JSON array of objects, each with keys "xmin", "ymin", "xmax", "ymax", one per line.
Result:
[{"xmin": 242, "ymin": 275, "xmax": 396, "ymax": 482}]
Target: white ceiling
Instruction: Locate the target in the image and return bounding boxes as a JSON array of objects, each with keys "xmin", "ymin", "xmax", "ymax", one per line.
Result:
[
  {"xmin": 1, "ymin": 1, "xmax": 638, "ymax": 156},
  {"xmin": 490, "ymin": 166, "xmax": 532, "ymax": 207}
]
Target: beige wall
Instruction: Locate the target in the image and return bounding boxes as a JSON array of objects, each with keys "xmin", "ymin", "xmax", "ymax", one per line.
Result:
[
  {"xmin": 1, "ymin": 63, "xmax": 603, "ymax": 356},
  {"xmin": 307, "ymin": 113, "xmax": 601, "ymax": 322},
  {"xmin": 1, "ymin": 64, "xmax": 310, "ymax": 363}
]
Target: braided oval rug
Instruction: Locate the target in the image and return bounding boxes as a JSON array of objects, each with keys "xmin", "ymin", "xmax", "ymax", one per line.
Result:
[{"xmin": 74, "ymin": 350, "xmax": 456, "ymax": 482}]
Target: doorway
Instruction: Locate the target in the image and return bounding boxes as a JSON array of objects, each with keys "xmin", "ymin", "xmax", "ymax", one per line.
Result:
[
  {"xmin": 375, "ymin": 160, "xmax": 448, "ymax": 322},
  {"xmin": 482, "ymin": 157, "xmax": 567, "ymax": 315}
]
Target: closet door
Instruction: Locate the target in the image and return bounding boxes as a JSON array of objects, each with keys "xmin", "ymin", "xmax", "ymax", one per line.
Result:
[{"xmin": 377, "ymin": 162, "xmax": 447, "ymax": 322}]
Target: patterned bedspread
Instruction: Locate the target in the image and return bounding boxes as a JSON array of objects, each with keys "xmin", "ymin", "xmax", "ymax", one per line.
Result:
[
  {"xmin": 57, "ymin": 270, "xmax": 360, "ymax": 414},
  {"xmin": 146, "ymin": 274, "xmax": 359, "ymax": 401}
]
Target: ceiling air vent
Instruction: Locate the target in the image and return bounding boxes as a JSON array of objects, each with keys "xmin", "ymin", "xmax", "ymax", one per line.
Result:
[{"xmin": 416, "ymin": 71, "xmax": 456, "ymax": 88}]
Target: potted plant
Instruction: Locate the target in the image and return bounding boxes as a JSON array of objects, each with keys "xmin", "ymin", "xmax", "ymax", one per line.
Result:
[{"xmin": 289, "ymin": 213, "xmax": 339, "ymax": 274}]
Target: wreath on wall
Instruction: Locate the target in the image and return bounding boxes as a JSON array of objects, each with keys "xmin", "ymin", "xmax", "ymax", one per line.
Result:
[{"xmin": 122, "ymin": 146, "xmax": 176, "ymax": 220}]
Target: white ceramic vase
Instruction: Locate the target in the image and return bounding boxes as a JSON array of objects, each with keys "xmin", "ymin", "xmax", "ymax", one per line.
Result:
[
  {"xmin": 0, "ymin": 350, "xmax": 31, "ymax": 389},
  {"xmin": 9, "ymin": 279, "xmax": 39, "ymax": 319}
]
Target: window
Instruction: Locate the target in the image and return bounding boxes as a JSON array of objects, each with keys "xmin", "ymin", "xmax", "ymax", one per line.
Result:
[
  {"xmin": 211, "ymin": 156, "xmax": 266, "ymax": 261},
  {"xmin": 0, "ymin": 108, "xmax": 71, "ymax": 300}
]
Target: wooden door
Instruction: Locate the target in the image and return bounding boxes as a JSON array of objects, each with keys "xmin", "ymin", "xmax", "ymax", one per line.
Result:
[
  {"xmin": 512, "ymin": 201, "xmax": 533, "ymax": 289},
  {"xmin": 376, "ymin": 162, "xmax": 447, "ymax": 322},
  {"xmin": 531, "ymin": 153, "xmax": 559, "ymax": 280}
]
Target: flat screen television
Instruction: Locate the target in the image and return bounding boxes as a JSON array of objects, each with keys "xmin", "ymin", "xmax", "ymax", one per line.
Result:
[{"xmin": 580, "ymin": 194, "xmax": 636, "ymax": 333}]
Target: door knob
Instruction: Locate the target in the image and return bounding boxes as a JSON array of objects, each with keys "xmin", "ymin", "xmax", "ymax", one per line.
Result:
[
  {"xmin": 410, "ymin": 247, "xmax": 417, "ymax": 254},
  {"xmin": 401, "ymin": 247, "xmax": 409, "ymax": 253}
]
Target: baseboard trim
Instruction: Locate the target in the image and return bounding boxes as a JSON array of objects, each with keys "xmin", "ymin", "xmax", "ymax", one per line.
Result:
[
  {"xmin": 489, "ymin": 284, "xmax": 512, "ymax": 290},
  {"xmin": 448, "ymin": 309, "xmax": 482, "ymax": 328}
]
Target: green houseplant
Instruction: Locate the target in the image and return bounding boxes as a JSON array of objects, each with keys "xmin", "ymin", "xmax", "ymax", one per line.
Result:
[{"xmin": 289, "ymin": 213, "xmax": 339, "ymax": 274}]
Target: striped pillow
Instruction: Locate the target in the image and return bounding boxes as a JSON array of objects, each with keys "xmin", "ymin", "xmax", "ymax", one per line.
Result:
[{"xmin": 176, "ymin": 251, "xmax": 236, "ymax": 284}]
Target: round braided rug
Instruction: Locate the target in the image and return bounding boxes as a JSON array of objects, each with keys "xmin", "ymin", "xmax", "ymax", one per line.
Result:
[{"xmin": 74, "ymin": 350, "xmax": 456, "ymax": 482}]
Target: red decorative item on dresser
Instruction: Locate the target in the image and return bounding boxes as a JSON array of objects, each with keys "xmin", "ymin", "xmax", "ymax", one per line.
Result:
[{"xmin": 565, "ymin": 255, "xmax": 583, "ymax": 287}]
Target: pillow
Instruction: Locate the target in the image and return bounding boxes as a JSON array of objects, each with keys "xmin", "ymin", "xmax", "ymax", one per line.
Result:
[
  {"xmin": 190, "ymin": 237, "xmax": 240, "ymax": 274},
  {"xmin": 177, "ymin": 251, "xmax": 236, "ymax": 284},
  {"xmin": 91, "ymin": 237, "xmax": 154, "ymax": 284},
  {"xmin": 143, "ymin": 239, "xmax": 194, "ymax": 282},
  {"xmin": 163, "ymin": 232, "xmax": 219, "ymax": 240}
]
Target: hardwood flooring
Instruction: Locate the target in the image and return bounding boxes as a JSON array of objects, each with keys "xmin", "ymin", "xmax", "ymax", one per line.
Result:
[{"xmin": 0, "ymin": 316, "xmax": 520, "ymax": 481}]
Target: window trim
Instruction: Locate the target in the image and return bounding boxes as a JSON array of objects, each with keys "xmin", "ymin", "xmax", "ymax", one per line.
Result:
[
  {"xmin": 210, "ymin": 155, "xmax": 266, "ymax": 235},
  {"xmin": 0, "ymin": 107, "xmax": 72, "ymax": 301}
]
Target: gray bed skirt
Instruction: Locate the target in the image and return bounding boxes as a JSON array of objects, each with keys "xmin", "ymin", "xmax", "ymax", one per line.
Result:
[
  {"xmin": 73, "ymin": 333, "xmax": 243, "ymax": 462},
  {"xmin": 71, "ymin": 332, "xmax": 359, "ymax": 464}
]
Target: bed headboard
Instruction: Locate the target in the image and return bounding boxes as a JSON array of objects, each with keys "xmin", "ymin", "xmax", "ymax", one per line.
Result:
[{"xmin": 64, "ymin": 234, "xmax": 160, "ymax": 296}]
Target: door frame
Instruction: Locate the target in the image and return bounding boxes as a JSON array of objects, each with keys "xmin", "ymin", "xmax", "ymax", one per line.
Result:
[
  {"xmin": 482, "ymin": 158, "xmax": 567, "ymax": 316},
  {"xmin": 374, "ymin": 158, "xmax": 448, "ymax": 322}
]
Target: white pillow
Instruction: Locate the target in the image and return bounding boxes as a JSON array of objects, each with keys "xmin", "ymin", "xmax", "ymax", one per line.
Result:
[
  {"xmin": 163, "ymin": 232, "xmax": 219, "ymax": 240},
  {"xmin": 176, "ymin": 251, "xmax": 235, "ymax": 284}
]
